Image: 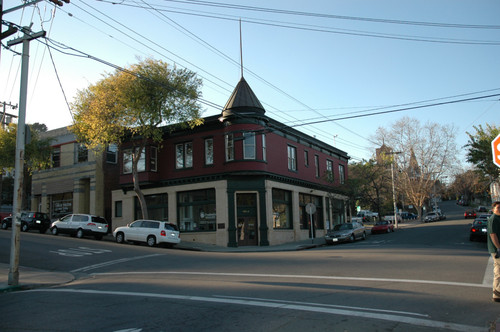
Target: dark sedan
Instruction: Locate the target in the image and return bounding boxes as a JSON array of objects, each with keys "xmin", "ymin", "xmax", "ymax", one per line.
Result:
[{"xmin": 470, "ymin": 219, "xmax": 488, "ymax": 241}]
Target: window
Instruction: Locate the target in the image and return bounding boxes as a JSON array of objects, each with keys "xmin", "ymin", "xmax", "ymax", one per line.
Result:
[
  {"xmin": 123, "ymin": 148, "xmax": 146, "ymax": 174},
  {"xmin": 243, "ymin": 132, "xmax": 256, "ymax": 159},
  {"xmin": 225, "ymin": 134, "xmax": 234, "ymax": 161},
  {"xmin": 299, "ymin": 194, "xmax": 324, "ymax": 230},
  {"xmin": 262, "ymin": 134, "xmax": 266, "ymax": 162},
  {"xmin": 150, "ymin": 147, "xmax": 158, "ymax": 172},
  {"xmin": 287, "ymin": 145, "xmax": 297, "ymax": 171},
  {"xmin": 326, "ymin": 160, "xmax": 334, "ymax": 182},
  {"xmin": 314, "ymin": 155, "xmax": 320, "ymax": 178},
  {"xmin": 106, "ymin": 144, "xmax": 118, "ymax": 163},
  {"xmin": 176, "ymin": 142, "xmax": 193, "ymax": 169},
  {"xmin": 304, "ymin": 150, "xmax": 309, "ymax": 167},
  {"xmin": 205, "ymin": 138, "xmax": 214, "ymax": 165},
  {"xmin": 272, "ymin": 189, "xmax": 292, "ymax": 229},
  {"xmin": 178, "ymin": 189, "xmax": 216, "ymax": 232},
  {"xmin": 77, "ymin": 144, "xmax": 88, "ymax": 163},
  {"xmin": 339, "ymin": 164, "xmax": 346, "ymax": 184},
  {"xmin": 134, "ymin": 193, "xmax": 168, "ymax": 221},
  {"xmin": 115, "ymin": 201, "xmax": 122, "ymax": 218},
  {"xmin": 52, "ymin": 146, "xmax": 60, "ymax": 168}
]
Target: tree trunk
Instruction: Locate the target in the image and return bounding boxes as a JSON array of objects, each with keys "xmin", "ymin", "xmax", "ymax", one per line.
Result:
[{"xmin": 132, "ymin": 145, "xmax": 148, "ymax": 220}]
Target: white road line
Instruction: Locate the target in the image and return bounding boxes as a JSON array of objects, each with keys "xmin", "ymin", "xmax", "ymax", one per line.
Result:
[
  {"xmin": 71, "ymin": 254, "xmax": 164, "ymax": 273},
  {"xmin": 482, "ymin": 255, "xmax": 494, "ymax": 287},
  {"xmin": 91, "ymin": 271, "xmax": 491, "ymax": 288},
  {"xmin": 29, "ymin": 288, "xmax": 487, "ymax": 332},
  {"xmin": 215, "ymin": 295, "xmax": 429, "ymax": 317}
]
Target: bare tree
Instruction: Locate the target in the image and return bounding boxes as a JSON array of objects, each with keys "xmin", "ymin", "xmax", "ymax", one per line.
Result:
[{"xmin": 374, "ymin": 116, "xmax": 458, "ymax": 219}]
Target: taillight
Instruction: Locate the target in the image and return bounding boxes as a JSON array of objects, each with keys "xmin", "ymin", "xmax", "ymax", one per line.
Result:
[{"xmin": 161, "ymin": 230, "xmax": 166, "ymax": 237}]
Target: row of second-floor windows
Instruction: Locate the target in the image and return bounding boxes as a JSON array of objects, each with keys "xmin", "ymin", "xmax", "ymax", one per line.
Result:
[
  {"xmin": 288, "ymin": 145, "xmax": 346, "ymax": 184},
  {"xmin": 50, "ymin": 143, "xmax": 118, "ymax": 168}
]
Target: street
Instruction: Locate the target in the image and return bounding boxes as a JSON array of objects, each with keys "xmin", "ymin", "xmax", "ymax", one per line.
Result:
[{"xmin": 0, "ymin": 201, "xmax": 499, "ymax": 331}]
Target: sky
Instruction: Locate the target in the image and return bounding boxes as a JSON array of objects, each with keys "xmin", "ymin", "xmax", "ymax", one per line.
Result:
[{"xmin": 1, "ymin": 0, "xmax": 499, "ymax": 166}]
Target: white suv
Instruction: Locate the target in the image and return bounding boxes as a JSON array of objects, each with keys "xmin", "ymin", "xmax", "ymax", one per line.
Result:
[
  {"xmin": 50, "ymin": 214, "xmax": 109, "ymax": 240},
  {"xmin": 113, "ymin": 220, "xmax": 181, "ymax": 247}
]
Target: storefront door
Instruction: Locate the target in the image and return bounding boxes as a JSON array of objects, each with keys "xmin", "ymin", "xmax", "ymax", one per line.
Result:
[{"xmin": 236, "ymin": 193, "xmax": 258, "ymax": 246}]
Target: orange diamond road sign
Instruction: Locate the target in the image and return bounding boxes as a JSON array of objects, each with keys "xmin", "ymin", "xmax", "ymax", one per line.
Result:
[{"xmin": 493, "ymin": 133, "xmax": 500, "ymax": 168}]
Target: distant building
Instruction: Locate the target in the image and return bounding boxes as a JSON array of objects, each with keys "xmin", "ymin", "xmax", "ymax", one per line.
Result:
[
  {"xmin": 112, "ymin": 77, "xmax": 350, "ymax": 247},
  {"xmin": 31, "ymin": 127, "xmax": 120, "ymax": 223}
]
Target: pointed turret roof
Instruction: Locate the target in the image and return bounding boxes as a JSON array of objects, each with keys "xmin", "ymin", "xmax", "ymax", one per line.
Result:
[{"xmin": 221, "ymin": 77, "xmax": 265, "ymax": 119}]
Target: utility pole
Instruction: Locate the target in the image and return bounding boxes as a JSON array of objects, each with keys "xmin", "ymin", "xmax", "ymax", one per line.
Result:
[
  {"xmin": 1, "ymin": 102, "xmax": 18, "ymax": 128},
  {"xmin": 6, "ymin": 26, "xmax": 45, "ymax": 286}
]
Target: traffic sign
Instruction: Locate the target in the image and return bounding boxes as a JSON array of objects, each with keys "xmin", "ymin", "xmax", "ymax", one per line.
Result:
[{"xmin": 493, "ymin": 133, "xmax": 500, "ymax": 168}]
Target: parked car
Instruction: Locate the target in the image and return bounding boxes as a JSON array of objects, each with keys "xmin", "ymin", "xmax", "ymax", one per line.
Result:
[
  {"xmin": 1, "ymin": 212, "xmax": 51, "ymax": 233},
  {"xmin": 464, "ymin": 210, "xmax": 476, "ymax": 219},
  {"xmin": 469, "ymin": 215, "xmax": 491, "ymax": 241},
  {"xmin": 424, "ymin": 212, "xmax": 440, "ymax": 223},
  {"xmin": 113, "ymin": 220, "xmax": 181, "ymax": 247},
  {"xmin": 477, "ymin": 206, "xmax": 489, "ymax": 213},
  {"xmin": 50, "ymin": 214, "xmax": 109, "ymax": 240},
  {"xmin": 325, "ymin": 221, "xmax": 366, "ymax": 245},
  {"xmin": 20, "ymin": 212, "xmax": 51, "ymax": 233},
  {"xmin": 1, "ymin": 216, "xmax": 12, "ymax": 230},
  {"xmin": 371, "ymin": 220, "xmax": 395, "ymax": 234},
  {"xmin": 399, "ymin": 212, "xmax": 417, "ymax": 220}
]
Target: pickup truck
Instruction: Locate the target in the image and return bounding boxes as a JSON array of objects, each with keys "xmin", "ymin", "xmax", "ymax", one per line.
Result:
[{"xmin": 357, "ymin": 210, "xmax": 379, "ymax": 221}]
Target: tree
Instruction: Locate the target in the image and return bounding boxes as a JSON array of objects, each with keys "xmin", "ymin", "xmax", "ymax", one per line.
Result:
[
  {"xmin": 345, "ymin": 160, "xmax": 390, "ymax": 217},
  {"xmin": 465, "ymin": 124, "xmax": 500, "ymax": 181},
  {"xmin": 0, "ymin": 123, "xmax": 52, "ymax": 208},
  {"xmin": 374, "ymin": 116, "xmax": 458, "ymax": 219},
  {"xmin": 71, "ymin": 58, "xmax": 204, "ymax": 219}
]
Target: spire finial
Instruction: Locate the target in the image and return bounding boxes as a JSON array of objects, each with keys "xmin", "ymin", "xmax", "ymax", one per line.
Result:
[{"xmin": 239, "ymin": 19, "xmax": 244, "ymax": 78}]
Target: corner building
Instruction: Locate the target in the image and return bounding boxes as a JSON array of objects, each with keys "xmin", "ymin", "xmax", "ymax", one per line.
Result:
[{"xmin": 112, "ymin": 77, "xmax": 350, "ymax": 247}]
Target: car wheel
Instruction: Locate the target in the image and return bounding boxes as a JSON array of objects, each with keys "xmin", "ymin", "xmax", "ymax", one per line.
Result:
[
  {"xmin": 349, "ymin": 234, "xmax": 355, "ymax": 243},
  {"xmin": 76, "ymin": 228, "xmax": 84, "ymax": 239},
  {"xmin": 115, "ymin": 232, "xmax": 125, "ymax": 244},
  {"xmin": 51, "ymin": 227, "xmax": 58, "ymax": 235},
  {"xmin": 21, "ymin": 223, "xmax": 28, "ymax": 232},
  {"xmin": 147, "ymin": 235, "xmax": 156, "ymax": 247},
  {"xmin": 361, "ymin": 232, "xmax": 366, "ymax": 240},
  {"xmin": 1, "ymin": 222, "xmax": 7, "ymax": 230}
]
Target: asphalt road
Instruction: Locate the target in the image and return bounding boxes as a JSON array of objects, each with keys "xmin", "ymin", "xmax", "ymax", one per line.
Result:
[{"xmin": 0, "ymin": 200, "xmax": 499, "ymax": 332}]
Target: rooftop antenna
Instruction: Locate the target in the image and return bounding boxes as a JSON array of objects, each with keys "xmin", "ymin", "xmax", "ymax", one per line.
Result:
[{"xmin": 239, "ymin": 18, "xmax": 244, "ymax": 78}]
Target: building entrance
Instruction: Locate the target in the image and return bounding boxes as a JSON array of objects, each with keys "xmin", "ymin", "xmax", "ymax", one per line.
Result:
[{"xmin": 236, "ymin": 193, "xmax": 258, "ymax": 246}]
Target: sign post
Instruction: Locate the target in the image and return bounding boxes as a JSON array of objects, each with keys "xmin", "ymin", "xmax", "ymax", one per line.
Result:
[
  {"xmin": 492, "ymin": 133, "xmax": 500, "ymax": 168},
  {"xmin": 305, "ymin": 203, "xmax": 316, "ymax": 243}
]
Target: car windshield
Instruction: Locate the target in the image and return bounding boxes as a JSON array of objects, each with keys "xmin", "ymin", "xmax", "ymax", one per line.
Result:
[
  {"xmin": 334, "ymin": 223, "xmax": 353, "ymax": 231},
  {"xmin": 376, "ymin": 221, "xmax": 388, "ymax": 226}
]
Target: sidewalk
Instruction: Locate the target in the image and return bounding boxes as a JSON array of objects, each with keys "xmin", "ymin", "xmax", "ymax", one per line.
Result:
[{"xmin": 0, "ymin": 264, "xmax": 74, "ymax": 292}]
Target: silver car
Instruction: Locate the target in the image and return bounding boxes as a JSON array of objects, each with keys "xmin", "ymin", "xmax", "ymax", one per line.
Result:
[
  {"xmin": 113, "ymin": 220, "xmax": 181, "ymax": 247},
  {"xmin": 50, "ymin": 214, "xmax": 109, "ymax": 240},
  {"xmin": 325, "ymin": 221, "xmax": 366, "ymax": 245}
]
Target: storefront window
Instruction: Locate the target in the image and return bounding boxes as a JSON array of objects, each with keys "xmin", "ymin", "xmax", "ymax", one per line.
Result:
[
  {"xmin": 177, "ymin": 189, "xmax": 216, "ymax": 232},
  {"xmin": 134, "ymin": 194, "xmax": 168, "ymax": 221},
  {"xmin": 272, "ymin": 189, "xmax": 292, "ymax": 229},
  {"xmin": 299, "ymin": 193, "xmax": 324, "ymax": 230}
]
